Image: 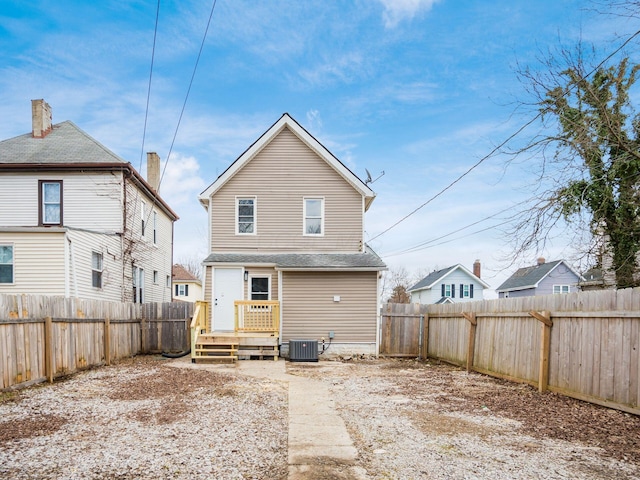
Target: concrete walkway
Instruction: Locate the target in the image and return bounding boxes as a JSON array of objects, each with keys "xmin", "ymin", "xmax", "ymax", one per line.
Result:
[{"xmin": 238, "ymin": 360, "xmax": 369, "ymax": 480}]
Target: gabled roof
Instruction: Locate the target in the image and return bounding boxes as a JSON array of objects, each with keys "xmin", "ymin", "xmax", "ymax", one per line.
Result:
[
  {"xmin": 0, "ymin": 121, "xmax": 178, "ymax": 221},
  {"xmin": 198, "ymin": 113, "xmax": 376, "ymax": 210},
  {"xmin": 495, "ymin": 259, "xmax": 582, "ymax": 293},
  {"xmin": 408, "ymin": 264, "xmax": 490, "ymax": 292},
  {"xmin": 172, "ymin": 264, "xmax": 201, "ymax": 284}
]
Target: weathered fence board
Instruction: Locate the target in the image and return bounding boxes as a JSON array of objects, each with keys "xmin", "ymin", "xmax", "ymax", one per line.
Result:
[
  {"xmin": 1, "ymin": 294, "xmax": 193, "ymax": 390},
  {"xmin": 383, "ymin": 287, "xmax": 640, "ymax": 415}
]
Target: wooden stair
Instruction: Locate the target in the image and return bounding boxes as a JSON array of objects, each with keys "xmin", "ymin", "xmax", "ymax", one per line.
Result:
[{"xmin": 193, "ymin": 334, "xmax": 239, "ymax": 363}]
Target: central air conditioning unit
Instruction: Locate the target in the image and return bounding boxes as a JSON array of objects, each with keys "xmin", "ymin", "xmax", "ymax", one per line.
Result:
[{"xmin": 289, "ymin": 339, "xmax": 318, "ymax": 362}]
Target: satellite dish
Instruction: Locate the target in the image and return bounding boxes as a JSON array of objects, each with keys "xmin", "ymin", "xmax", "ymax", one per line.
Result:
[{"xmin": 365, "ymin": 168, "xmax": 373, "ymax": 184}]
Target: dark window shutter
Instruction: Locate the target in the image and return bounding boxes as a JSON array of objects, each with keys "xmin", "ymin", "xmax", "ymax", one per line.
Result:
[
  {"xmin": 441, "ymin": 284, "xmax": 445, "ymax": 297},
  {"xmin": 470, "ymin": 284, "xmax": 474, "ymax": 298},
  {"xmin": 185, "ymin": 284, "xmax": 189, "ymax": 296},
  {"xmin": 451, "ymin": 284, "xmax": 455, "ymax": 298},
  {"xmin": 175, "ymin": 284, "xmax": 178, "ymax": 296},
  {"xmin": 460, "ymin": 284, "xmax": 464, "ymax": 298}
]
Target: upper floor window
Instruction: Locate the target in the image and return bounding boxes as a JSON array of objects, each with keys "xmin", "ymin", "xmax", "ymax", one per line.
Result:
[
  {"xmin": 92, "ymin": 252, "xmax": 103, "ymax": 289},
  {"xmin": 237, "ymin": 197, "xmax": 256, "ymax": 234},
  {"xmin": 0, "ymin": 245, "xmax": 14, "ymax": 284},
  {"xmin": 153, "ymin": 270, "xmax": 158, "ymax": 284},
  {"xmin": 304, "ymin": 198, "xmax": 324, "ymax": 236},
  {"xmin": 39, "ymin": 180, "xmax": 62, "ymax": 225},
  {"xmin": 141, "ymin": 201, "xmax": 146, "ymax": 237},
  {"xmin": 442, "ymin": 284, "xmax": 452, "ymax": 297},
  {"xmin": 153, "ymin": 211, "xmax": 158, "ymax": 244},
  {"xmin": 133, "ymin": 265, "xmax": 144, "ymax": 303},
  {"xmin": 553, "ymin": 285, "xmax": 570, "ymax": 294}
]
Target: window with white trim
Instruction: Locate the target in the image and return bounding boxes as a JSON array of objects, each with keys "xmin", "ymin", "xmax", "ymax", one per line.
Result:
[
  {"xmin": 463, "ymin": 284, "xmax": 470, "ymax": 297},
  {"xmin": 133, "ymin": 266, "xmax": 144, "ymax": 303},
  {"xmin": 304, "ymin": 198, "xmax": 323, "ymax": 235},
  {"xmin": 175, "ymin": 284, "xmax": 188, "ymax": 297},
  {"xmin": 153, "ymin": 270, "xmax": 158, "ymax": 284},
  {"xmin": 443, "ymin": 284, "xmax": 452, "ymax": 297},
  {"xmin": 153, "ymin": 211, "xmax": 157, "ymax": 244},
  {"xmin": 141, "ymin": 201, "xmax": 146, "ymax": 237},
  {"xmin": 237, "ymin": 197, "xmax": 256, "ymax": 234},
  {"xmin": 166, "ymin": 275, "xmax": 171, "ymax": 288},
  {"xmin": 250, "ymin": 276, "xmax": 270, "ymax": 301},
  {"xmin": 91, "ymin": 251, "xmax": 103, "ymax": 288},
  {"xmin": 39, "ymin": 180, "xmax": 62, "ymax": 225},
  {"xmin": 553, "ymin": 284, "xmax": 570, "ymax": 294},
  {"xmin": 0, "ymin": 245, "xmax": 14, "ymax": 284}
]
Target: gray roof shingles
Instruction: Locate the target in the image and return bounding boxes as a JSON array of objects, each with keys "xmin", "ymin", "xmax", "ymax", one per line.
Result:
[
  {"xmin": 408, "ymin": 266, "xmax": 457, "ymax": 292},
  {"xmin": 203, "ymin": 251, "xmax": 386, "ymax": 270},
  {"xmin": 0, "ymin": 121, "xmax": 127, "ymax": 165},
  {"xmin": 495, "ymin": 260, "xmax": 563, "ymax": 292}
]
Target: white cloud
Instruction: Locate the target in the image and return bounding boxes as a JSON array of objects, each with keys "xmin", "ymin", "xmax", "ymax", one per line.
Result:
[{"xmin": 378, "ymin": 0, "xmax": 441, "ymax": 28}]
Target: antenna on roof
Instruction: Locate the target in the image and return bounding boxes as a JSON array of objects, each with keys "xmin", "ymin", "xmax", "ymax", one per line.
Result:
[{"xmin": 364, "ymin": 169, "xmax": 384, "ymax": 185}]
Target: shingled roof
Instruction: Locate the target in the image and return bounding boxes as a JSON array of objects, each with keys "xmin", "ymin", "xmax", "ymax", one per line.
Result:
[
  {"xmin": 408, "ymin": 264, "xmax": 490, "ymax": 292},
  {"xmin": 172, "ymin": 265, "xmax": 201, "ymax": 284},
  {"xmin": 495, "ymin": 259, "xmax": 580, "ymax": 292}
]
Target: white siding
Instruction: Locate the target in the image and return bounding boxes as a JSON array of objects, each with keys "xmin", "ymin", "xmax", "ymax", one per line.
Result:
[
  {"xmin": 123, "ymin": 181, "xmax": 174, "ymax": 303},
  {"xmin": 0, "ymin": 171, "xmax": 123, "ymax": 230},
  {"xmin": 66, "ymin": 229, "xmax": 123, "ymax": 302},
  {"xmin": 172, "ymin": 280, "xmax": 202, "ymax": 303},
  {"xmin": 0, "ymin": 231, "xmax": 66, "ymax": 295}
]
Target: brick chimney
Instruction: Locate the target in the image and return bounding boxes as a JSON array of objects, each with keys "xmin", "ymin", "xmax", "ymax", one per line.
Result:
[
  {"xmin": 31, "ymin": 99, "xmax": 52, "ymax": 138},
  {"xmin": 537, "ymin": 257, "xmax": 546, "ymax": 266},
  {"xmin": 146, "ymin": 152, "xmax": 161, "ymax": 192},
  {"xmin": 473, "ymin": 259, "xmax": 481, "ymax": 278}
]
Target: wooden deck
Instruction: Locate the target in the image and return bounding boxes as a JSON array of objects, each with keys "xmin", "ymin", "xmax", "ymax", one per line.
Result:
[{"xmin": 190, "ymin": 301, "xmax": 280, "ymax": 363}]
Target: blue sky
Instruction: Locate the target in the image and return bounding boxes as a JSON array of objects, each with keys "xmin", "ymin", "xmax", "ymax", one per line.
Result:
[{"xmin": 1, "ymin": 0, "xmax": 638, "ymax": 294}]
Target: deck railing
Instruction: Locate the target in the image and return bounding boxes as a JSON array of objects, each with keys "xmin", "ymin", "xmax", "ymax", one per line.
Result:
[
  {"xmin": 234, "ymin": 300, "xmax": 280, "ymax": 336},
  {"xmin": 190, "ymin": 300, "xmax": 209, "ymax": 354}
]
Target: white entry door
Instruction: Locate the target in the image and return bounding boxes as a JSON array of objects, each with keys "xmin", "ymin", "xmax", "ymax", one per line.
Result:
[{"xmin": 213, "ymin": 268, "xmax": 243, "ymax": 331}]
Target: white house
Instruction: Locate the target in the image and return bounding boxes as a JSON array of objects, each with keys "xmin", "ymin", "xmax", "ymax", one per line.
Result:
[
  {"xmin": 0, "ymin": 100, "xmax": 178, "ymax": 302},
  {"xmin": 172, "ymin": 264, "xmax": 202, "ymax": 303},
  {"xmin": 408, "ymin": 261, "xmax": 490, "ymax": 304}
]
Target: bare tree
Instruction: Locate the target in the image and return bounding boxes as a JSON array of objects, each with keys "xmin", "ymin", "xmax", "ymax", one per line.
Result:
[{"xmin": 174, "ymin": 255, "xmax": 203, "ymax": 279}]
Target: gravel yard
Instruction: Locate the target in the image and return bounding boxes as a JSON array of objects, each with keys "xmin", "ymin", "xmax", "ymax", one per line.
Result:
[{"xmin": 1, "ymin": 355, "xmax": 639, "ymax": 479}]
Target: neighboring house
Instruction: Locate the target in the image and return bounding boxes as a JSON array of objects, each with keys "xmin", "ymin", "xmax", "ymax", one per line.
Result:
[
  {"xmin": 408, "ymin": 260, "xmax": 490, "ymax": 304},
  {"xmin": 172, "ymin": 264, "xmax": 202, "ymax": 302},
  {"xmin": 496, "ymin": 258, "xmax": 582, "ymax": 298},
  {"xmin": 0, "ymin": 99, "xmax": 178, "ymax": 302},
  {"xmin": 197, "ymin": 113, "xmax": 386, "ymax": 356}
]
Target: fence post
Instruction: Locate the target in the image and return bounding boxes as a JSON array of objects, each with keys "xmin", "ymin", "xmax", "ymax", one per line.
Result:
[
  {"xmin": 104, "ymin": 316, "xmax": 111, "ymax": 366},
  {"xmin": 140, "ymin": 308, "xmax": 148, "ymax": 354},
  {"xmin": 44, "ymin": 316, "xmax": 53, "ymax": 383},
  {"xmin": 462, "ymin": 312, "xmax": 477, "ymax": 372},
  {"xmin": 421, "ymin": 313, "xmax": 429, "ymax": 360},
  {"xmin": 530, "ymin": 310, "xmax": 552, "ymax": 392}
]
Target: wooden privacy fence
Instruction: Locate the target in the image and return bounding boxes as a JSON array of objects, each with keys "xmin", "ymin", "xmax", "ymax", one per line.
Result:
[
  {"xmin": 1, "ymin": 294, "xmax": 193, "ymax": 391},
  {"xmin": 381, "ymin": 287, "xmax": 640, "ymax": 416}
]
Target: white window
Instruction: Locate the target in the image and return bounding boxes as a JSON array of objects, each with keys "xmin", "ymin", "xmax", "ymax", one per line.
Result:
[
  {"xmin": 0, "ymin": 245, "xmax": 14, "ymax": 284},
  {"xmin": 175, "ymin": 284, "xmax": 188, "ymax": 297},
  {"xmin": 153, "ymin": 211, "xmax": 157, "ymax": 244},
  {"xmin": 304, "ymin": 198, "xmax": 324, "ymax": 235},
  {"xmin": 166, "ymin": 275, "xmax": 171, "ymax": 288},
  {"xmin": 91, "ymin": 252, "xmax": 103, "ymax": 288},
  {"xmin": 463, "ymin": 284, "xmax": 470, "ymax": 298},
  {"xmin": 443, "ymin": 284, "xmax": 451, "ymax": 297},
  {"xmin": 141, "ymin": 201, "xmax": 146, "ymax": 237},
  {"xmin": 153, "ymin": 270, "xmax": 158, "ymax": 284},
  {"xmin": 40, "ymin": 180, "xmax": 62, "ymax": 225},
  {"xmin": 133, "ymin": 266, "xmax": 144, "ymax": 303},
  {"xmin": 553, "ymin": 285, "xmax": 570, "ymax": 294},
  {"xmin": 237, "ymin": 197, "xmax": 256, "ymax": 234},
  {"xmin": 250, "ymin": 276, "xmax": 270, "ymax": 301}
]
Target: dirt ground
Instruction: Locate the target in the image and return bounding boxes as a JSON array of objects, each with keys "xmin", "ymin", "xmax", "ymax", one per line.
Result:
[{"xmin": 1, "ymin": 355, "xmax": 639, "ymax": 479}]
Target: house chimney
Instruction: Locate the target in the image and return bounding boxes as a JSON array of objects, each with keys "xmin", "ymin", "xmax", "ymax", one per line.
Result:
[
  {"xmin": 537, "ymin": 257, "xmax": 546, "ymax": 266},
  {"xmin": 146, "ymin": 152, "xmax": 161, "ymax": 192},
  {"xmin": 473, "ymin": 259, "xmax": 481, "ymax": 278},
  {"xmin": 31, "ymin": 99, "xmax": 52, "ymax": 138}
]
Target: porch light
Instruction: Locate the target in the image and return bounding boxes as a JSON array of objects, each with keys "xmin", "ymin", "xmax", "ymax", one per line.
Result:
[{"xmin": 244, "ymin": 271, "xmax": 248, "ymax": 281}]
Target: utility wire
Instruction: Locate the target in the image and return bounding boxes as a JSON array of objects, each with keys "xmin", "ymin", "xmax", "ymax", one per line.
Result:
[{"xmin": 368, "ymin": 28, "xmax": 640, "ymax": 244}]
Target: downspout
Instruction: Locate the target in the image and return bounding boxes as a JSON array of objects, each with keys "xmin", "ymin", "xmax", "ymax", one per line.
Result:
[
  {"xmin": 278, "ymin": 270, "xmax": 283, "ymax": 342},
  {"xmin": 121, "ymin": 171, "xmax": 127, "ymax": 302},
  {"xmin": 375, "ymin": 271, "xmax": 381, "ymax": 357},
  {"xmin": 67, "ymin": 236, "xmax": 78, "ymax": 298},
  {"xmin": 64, "ymin": 234, "xmax": 70, "ymax": 298}
]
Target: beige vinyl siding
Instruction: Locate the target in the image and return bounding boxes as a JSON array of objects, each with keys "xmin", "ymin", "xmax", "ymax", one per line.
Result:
[
  {"xmin": 244, "ymin": 267, "xmax": 278, "ymax": 300},
  {"xmin": 281, "ymin": 271, "xmax": 378, "ymax": 342},
  {"xmin": 65, "ymin": 229, "xmax": 122, "ymax": 302},
  {"xmin": 0, "ymin": 171, "xmax": 123, "ymax": 230},
  {"xmin": 211, "ymin": 128, "xmax": 363, "ymax": 253},
  {"xmin": 204, "ymin": 266, "xmax": 213, "ymax": 326},
  {"xmin": 0, "ymin": 231, "xmax": 66, "ymax": 295}
]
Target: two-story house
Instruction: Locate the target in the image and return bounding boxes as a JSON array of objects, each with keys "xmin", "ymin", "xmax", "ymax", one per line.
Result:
[
  {"xmin": 0, "ymin": 100, "xmax": 178, "ymax": 303},
  {"xmin": 408, "ymin": 261, "xmax": 490, "ymax": 304},
  {"xmin": 197, "ymin": 113, "xmax": 386, "ymax": 357},
  {"xmin": 496, "ymin": 258, "xmax": 582, "ymax": 298}
]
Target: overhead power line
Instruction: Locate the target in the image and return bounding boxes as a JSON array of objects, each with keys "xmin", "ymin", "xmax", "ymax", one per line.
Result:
[{"xmin": 368, "ymin": 28, "xmax": 640, "ymax": 244}]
